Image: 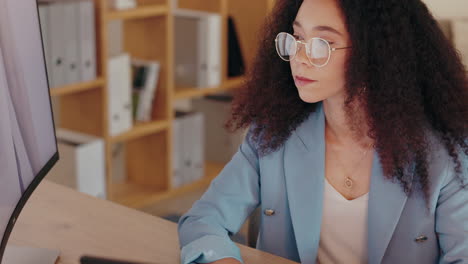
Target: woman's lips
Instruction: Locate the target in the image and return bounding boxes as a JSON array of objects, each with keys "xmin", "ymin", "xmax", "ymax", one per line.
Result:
[{"xmin": 294, "ymin": 76, "xmax": 317, "ymax": 86}]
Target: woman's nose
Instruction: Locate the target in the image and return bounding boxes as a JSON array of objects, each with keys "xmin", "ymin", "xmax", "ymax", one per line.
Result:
[{"xmin": 293, "ymin": 44, "xmax": 310, "ymax": 65}]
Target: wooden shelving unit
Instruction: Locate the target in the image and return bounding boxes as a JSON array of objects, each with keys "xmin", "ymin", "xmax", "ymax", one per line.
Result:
[
  {"xmin": 50, "ymin": 78, "xmax": 105, "ymax": 97},
  {"xmin": 110, "ymin": 120, "xmax": 169, "ymax": 143},
  {"xmin": 106, "ymin": 5, "xmax": 168, "ymax": 20},
  {"xmin": 174, "ymin": 76, "xmax": 245, "ymax": 100},
  {"xmin": 53, "ymin": 0, "xmax": 276, "ymax": 209}
]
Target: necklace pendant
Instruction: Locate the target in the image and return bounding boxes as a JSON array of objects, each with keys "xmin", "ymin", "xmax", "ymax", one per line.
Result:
[{"xmin": 345, "ymin": 177, "xmax": 353, "ymax": 188}]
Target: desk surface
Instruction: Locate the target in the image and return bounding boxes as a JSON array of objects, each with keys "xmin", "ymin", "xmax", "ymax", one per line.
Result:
[{"xmin": 10, "ymin": 181, "xmax": 298, "ymax": 264}]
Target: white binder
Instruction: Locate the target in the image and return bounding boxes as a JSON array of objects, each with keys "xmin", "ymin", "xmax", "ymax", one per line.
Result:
[
  {"xmin": 77, "ymin": 0, "xmax": 97, "ymax": 82},
  {"xmin": 48, "ymin": 2, "xmax": 67, "ymax": 88},
  {"xmin": 184, "ymin": 112, "xmax": 204, "ymax": 183},
  {"xmin": 172, "ymin": 114, "xmax": 184, "ymax": 188},
  {"xmin": 38, "ymin": 4, "xmax": 54, "ymax": 88},
  {"xmin": 62, "ymin": 2, "xmax": 81, "ymax": 85},
  {"xmin": 174, "ymin": 14, "xmax": 201, "ymax": 88},
  {"xmin": 204, "ymin": 14, "xmax": 222, "ymax": 88},
  {"xmin": 46, "ymin": 128, "xmax": 107, "ymax": 199},
  {"xmin": 172, "ymin": 111, "xmax": 205, "ymax": 187},
  {"xmin": 108, "ymin": 53, "xmax": 133, "ymax": 136},
  {"xmin": 174, "ymin": 9, "xmax": 222, "ymax": 89}
]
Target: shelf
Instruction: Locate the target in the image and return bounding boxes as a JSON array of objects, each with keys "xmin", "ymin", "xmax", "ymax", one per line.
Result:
[
  {"xmin": 50, "ymin": 78, "xmax": 105, "ymax": 97},
  {"xmin": 174, "ymin": 76, "xmax": 246, "ymax": 100},
  {"xmin": 106, "ymin": 5, "xmax": 168, "ymax": 21},
  {"xmin": 110, "ymin": 120, "xmax": 169, "ymax": 143},
  {"xmin": 109, "ymin": 161, "xmax": 225, "ymax": 209}
]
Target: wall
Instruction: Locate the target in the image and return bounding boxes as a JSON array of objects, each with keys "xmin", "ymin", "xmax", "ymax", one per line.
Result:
[{"xmin": 423, "ymin": 0, "xmax": 468, "ymax": 19}]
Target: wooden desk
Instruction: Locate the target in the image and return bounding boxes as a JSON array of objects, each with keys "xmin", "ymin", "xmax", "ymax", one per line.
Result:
[{"xmin": 9, "ymin": 181, "xmax": 298, "ymax": 264}]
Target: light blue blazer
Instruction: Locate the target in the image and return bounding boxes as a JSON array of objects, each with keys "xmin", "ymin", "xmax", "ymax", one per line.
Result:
[{"xmin": 178, "ymin": 103, "xmax": 468, "ymax": 264}]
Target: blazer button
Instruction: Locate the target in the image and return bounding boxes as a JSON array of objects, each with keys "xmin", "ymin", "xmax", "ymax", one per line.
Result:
[
  {"xmin": 264, "ymin": 209, "xmax": 275, "ymax": 216},
  {"xmin": 414, "ymin": 235, "xmax": 428, "ymax": 243}
]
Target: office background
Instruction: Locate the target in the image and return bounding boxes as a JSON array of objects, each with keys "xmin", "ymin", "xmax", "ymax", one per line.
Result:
[{"xmin": 42, "ymin": 0, "xmax": 468, "ymax": 247}]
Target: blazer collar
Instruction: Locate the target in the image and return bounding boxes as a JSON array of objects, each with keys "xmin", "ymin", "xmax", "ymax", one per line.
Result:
[{"xmin": 283, "ymin": 102, "xmax": 412, "ymax": 264}]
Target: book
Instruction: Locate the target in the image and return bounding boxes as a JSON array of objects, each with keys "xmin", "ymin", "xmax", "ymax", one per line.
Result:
[{"xmin": 131, "ymin": 58, "xmax": 160, "ymax": 122}]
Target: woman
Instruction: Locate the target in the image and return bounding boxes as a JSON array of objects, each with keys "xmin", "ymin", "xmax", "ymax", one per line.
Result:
[{"xmin": 178, "ymin": 0, "xmax": 468, "ymax": 263}]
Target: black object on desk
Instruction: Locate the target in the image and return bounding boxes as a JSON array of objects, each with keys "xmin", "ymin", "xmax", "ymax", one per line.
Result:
[{"xmin": 80, "ymin": 255, "xmax": 156, "ymax": 264}]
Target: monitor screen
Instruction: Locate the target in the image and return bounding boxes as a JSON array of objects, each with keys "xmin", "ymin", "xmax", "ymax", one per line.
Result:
[{"xmin": 0, "ymin": 0, "xmax": 58, "ymax": 261}]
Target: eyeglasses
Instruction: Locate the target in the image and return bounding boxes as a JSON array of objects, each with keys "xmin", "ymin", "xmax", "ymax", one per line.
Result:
[{"xmin": 274, "ymin": 32, "xmax": 351, "ymax": 67}]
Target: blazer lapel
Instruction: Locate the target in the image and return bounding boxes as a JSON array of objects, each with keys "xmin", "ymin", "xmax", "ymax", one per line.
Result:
[
  {"xmin": 284, "ymin": 103, "xmax": 326, "ymax": 264},
  {"xmin": 283, "ymin": 102, "xmax": 412, "ymax": 264},
  {"xmin": 368, "ymin": 152, "xmax": 413, "ymax": 264}
]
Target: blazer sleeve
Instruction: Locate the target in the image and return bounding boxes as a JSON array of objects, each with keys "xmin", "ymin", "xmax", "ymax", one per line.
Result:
[
  {"xmin": 178, "ymin": 127, "xmax": 261, "ymax": 264},
  {"xmin": 436, "ymin": 154, "xmax": 468, "ymax": 263}
]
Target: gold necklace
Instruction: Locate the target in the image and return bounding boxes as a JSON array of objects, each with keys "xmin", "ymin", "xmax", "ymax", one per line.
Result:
[{"xmin": 328, "ymin": 144, "xmax": 374, "ymax": 189}]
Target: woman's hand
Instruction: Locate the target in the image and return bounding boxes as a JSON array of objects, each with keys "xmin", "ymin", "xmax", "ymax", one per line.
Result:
[{"xmin": 205, "ymin": 258, "xmax": 242, "ymax": 264}]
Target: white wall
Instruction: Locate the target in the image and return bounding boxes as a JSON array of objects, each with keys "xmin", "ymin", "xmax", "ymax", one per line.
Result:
[{"xmin": 423, "ymin": 0, "xmax": 468, "ymax": 19}]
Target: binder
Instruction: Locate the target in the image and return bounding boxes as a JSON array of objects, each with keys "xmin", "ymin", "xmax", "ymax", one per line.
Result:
[
  {"xmin": 197, "ymin": 14, "xmax": 209, "ymax": 88},
  {"xmin": 47, "ymin": 128, "xmax": 107, "ymax": 199},
  {"xmin": 108, "ymin": 53, "xmax": 133, "ymax": 136},
  {"xmin": 48, "ymin": 2, "xmax": 67, "ymax": 88},
  {"xmin": 172, "ymin": 113, "xmax": 184, "ymax": 188},
  {"xmin": 174, "ymin": 13, "xmax": 200, "ymax": 88},
  {"xmin": 62, "ymin": 2, "xmax": 81, "ymax": 84},
  {"xmin": 172, "ymin": 111, "xmax": 205, "ymax": 186},
  {"xmin": 174, "ymin": 9, "xmax": 221, "ymax": 89},
  {"xmin": 204, "ymin": 14, "xmax": 222, "ymax": 88},
  {"xmin": 77, "ymin": 0, "xmax": 97, "ymax": 82},
  {"xmin": 184, "ymin": 112, "xmax": 204, "ymax": 183},
  {"xmin": 38, "ymin": 4, "xmax": 54, "ymax": 87}
]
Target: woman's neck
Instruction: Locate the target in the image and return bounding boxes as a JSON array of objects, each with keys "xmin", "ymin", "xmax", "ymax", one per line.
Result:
[{"xmin": 322, "ymin": 94, "xmax": 373, "ymax": 149}]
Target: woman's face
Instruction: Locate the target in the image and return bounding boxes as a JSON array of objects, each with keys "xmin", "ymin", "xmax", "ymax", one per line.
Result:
[{"xmin": 290, "ymin": 0, "xmax": 351, "ymax": 103}]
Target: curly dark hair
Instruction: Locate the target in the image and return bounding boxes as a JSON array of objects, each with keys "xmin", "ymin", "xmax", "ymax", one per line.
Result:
[{"xmin": 225, "ymin": 0, "xmax": 468, "ymax": 201}]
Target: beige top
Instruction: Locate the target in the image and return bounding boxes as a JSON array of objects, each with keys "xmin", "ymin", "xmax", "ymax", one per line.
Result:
[{"xmin": 316, "ymin": 178, "xmax": 369, "ymax": 264}]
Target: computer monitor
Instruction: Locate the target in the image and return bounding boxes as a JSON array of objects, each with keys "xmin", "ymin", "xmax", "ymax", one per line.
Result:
[{"xmin": 0, "ymin": 0, "xmax": 59, "ymax": 263}]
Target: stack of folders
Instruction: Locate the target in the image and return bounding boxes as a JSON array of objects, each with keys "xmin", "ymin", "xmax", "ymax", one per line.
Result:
[
  {"xmin": 174, "ymin": 9, "xmax": 221, "ymax": 89},
  {"xmin": 38, "ymin": 0, "xmax": 97, "ymax": 88},
  {"xmin": 109, "ymin": 0, "xmax": 137, "ymax": 10},
  {"xmin": 172, "ymin": 111, "xmax": 205, "ymax": 188},
  {"xmin": 131, "ymin": 59, "xmax": 161, "ymax": 122},
  {"xmin": 108, "ymin": 54, "xmax": 133, "ymax": 136}
]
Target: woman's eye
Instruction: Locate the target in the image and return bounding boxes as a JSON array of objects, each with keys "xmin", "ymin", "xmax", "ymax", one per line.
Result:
[{"xmin": 293, "ymin": 34, "xmax": 303, "ymax": 40}]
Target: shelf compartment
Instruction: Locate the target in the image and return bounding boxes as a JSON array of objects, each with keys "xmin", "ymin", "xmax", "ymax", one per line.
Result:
[
  {"xmin": 106, "ymin": 5, "xmax": 168, "ymax": 21},
  {"xmin": 174, "ymin": 76, "xmax": 245, "ymax": 100},
  {"xmin": 50, "ymin": 78, "xmax": 105, "ymax": 97},
  {"xmin": 60, "ymin": 87, "xmax": 105, "ymax": 137},
  {"xmin": 110, "ymin": 120, "xmax": 169, "ymax": 143},
  {"xmin": 109, "ymin": 161, "xmax": 224, "ymax": 209}
]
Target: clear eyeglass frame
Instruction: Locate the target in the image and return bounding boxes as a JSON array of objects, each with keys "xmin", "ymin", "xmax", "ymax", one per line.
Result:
[{"xmin": 274, "ymin": 32, "xmax": 351, "ymax": 68}]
